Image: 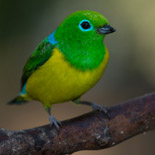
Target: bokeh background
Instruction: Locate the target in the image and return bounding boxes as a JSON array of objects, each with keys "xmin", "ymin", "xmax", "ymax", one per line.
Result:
[{"xmin": 0, "ymin": 0, "xmax": 155, "ymax": 154}]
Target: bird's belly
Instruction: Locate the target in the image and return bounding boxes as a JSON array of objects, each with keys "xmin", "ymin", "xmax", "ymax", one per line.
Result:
[{"xmin": 26, "ymin": 47, "xmax": 109, "ymax": 106}]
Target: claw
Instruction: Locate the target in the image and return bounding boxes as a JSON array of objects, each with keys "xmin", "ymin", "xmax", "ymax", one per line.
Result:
[
  {"xmin": 73, "ymin": 100, "xmax": 109, "ymax": 115},
  {"xmin": 91, "ymin": 103, "xmax": 108, "ymax": 114},
  {"xmin": 49, "ymin": 115, "xmax": 61, "ymax": 130}
]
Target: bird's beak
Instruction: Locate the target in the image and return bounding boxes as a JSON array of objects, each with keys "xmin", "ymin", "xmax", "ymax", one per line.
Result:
[{"xmin": 97, "ymin": 24, "xmax": 116, "ymax": 35}]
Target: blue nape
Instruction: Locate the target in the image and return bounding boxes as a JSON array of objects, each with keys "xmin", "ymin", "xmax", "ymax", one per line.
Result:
[{"xmin": 48, "ymin": 30, "xmax": 58, "ymax": 45}]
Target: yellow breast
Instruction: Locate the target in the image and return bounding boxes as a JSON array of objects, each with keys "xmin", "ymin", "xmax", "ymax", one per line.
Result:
[{"xmin": 26, "ymin": 47, "xmax": 109, "ymax": 107}]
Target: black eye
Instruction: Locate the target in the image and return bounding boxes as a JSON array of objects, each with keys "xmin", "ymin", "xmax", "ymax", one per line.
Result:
[
  {"xmin": 79, "ymin": 20, "xmax": 93, "ymax": 31},
  {"xmin": 81, "ymin": 21, "xmax": 91, "ymax": 29}
]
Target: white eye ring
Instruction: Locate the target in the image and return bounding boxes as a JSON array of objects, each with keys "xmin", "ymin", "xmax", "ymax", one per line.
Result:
[{"xmin": 79, "ymin": 19, "xmax": 93, "ymax": 31}]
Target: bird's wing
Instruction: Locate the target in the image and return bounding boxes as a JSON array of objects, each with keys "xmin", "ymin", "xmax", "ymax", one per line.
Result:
[{"xmin": 21, "ymin": 37, "xmax": 55, "ymax": 88}]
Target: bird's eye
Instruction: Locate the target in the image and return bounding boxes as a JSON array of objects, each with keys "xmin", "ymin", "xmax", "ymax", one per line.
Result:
[
  {"xmin": 81, "ymin": 21, "xmax": 90, "ymax": 29},
  {"xmin": 79, "ymin": 20, "xmax": 93, "ymax": 31}
]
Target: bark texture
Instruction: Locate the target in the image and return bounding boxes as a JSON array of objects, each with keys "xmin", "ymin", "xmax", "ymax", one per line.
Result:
[{"xmin": 0, "ymin": 93, "xmax": 155, "ymax": 155}]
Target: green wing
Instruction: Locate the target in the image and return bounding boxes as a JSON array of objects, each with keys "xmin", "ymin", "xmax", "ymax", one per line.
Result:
[{"xmin": 21, "ymin": 37, "xmax": 55, "ymax": 87}]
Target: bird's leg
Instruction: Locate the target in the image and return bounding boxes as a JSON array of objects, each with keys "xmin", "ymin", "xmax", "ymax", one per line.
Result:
[
  {"xmin": 46, "ymin": 107, "xmax": 61, "ymax": 130},
  {"xmin": 73, "ymin": 99, "xmax": 108, "ymax": 114}
]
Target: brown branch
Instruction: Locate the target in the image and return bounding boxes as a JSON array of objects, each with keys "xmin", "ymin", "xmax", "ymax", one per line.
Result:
[{"xmin": 0, "ymin": 93, "xmax": 155, "ymax": 155}]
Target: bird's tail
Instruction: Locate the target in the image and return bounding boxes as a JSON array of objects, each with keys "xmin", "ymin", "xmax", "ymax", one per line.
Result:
[{"xmin": 8, "ymin": 95, "xmax": 28, "ymax": 105}]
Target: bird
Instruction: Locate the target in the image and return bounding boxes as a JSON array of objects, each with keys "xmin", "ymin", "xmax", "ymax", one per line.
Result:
[{"xmin": 8, "ymin": 10, "xmax": 115, "ymax": 130}]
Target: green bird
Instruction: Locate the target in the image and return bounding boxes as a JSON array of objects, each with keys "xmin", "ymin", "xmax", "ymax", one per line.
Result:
[{"xmin": 8, "ymin": 10, "xmax": 115, "ymax": 129}]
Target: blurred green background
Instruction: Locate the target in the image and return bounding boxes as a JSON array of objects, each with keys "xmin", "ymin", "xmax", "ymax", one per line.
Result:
[{"xmin": 0, "ymin": 0, "xmax": 155, "ymax": 154}]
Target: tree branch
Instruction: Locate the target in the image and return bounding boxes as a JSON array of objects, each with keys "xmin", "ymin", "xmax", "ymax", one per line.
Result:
[{"xmin": 0, "ymin": 93, "xmax": 155, "ymax": 155}]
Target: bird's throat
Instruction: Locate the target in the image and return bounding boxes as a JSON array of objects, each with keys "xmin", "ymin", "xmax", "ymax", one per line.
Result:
[{"xmin": 56, "ymin": 40, "xmax": 106, "ymax": 71}]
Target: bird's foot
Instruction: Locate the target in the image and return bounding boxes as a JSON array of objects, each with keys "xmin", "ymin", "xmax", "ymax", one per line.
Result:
[
  {"xmin": 91, "ymin": 102, "xmax": 108, "ymax": 114},
  {"xmin": 49, "ymin": 115, "xmax": 62, "ymax": 130},
  {"xmin": 73, "ymin": 99, "xmax": 109, "ymax": 114}
]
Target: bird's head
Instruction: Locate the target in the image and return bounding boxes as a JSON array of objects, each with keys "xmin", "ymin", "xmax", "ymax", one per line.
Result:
[
  {"xmin": 54, "ymin": 10, "xmax": 115, "ymax": 45},
  {"xmin": 52, "ymin": 10, "xmax": 115, "ymax": 70}
]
